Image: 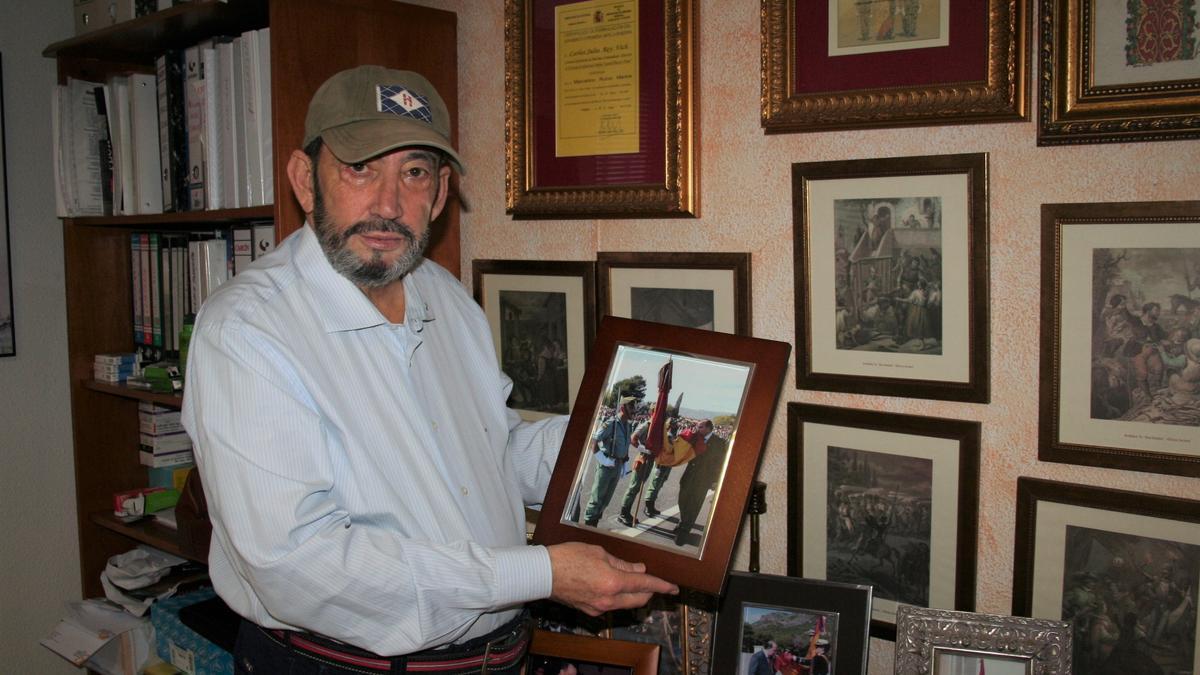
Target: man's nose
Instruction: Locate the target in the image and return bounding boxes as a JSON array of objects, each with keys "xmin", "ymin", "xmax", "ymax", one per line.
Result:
[{"xmin": 369, "ymin": 175, "xmax": 402, "ymax": 220}]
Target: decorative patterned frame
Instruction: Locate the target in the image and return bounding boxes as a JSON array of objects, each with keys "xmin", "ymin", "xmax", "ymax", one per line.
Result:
[{"xmin": 894, "ymin": 605, "xmax": 1072, "ymax": 675}]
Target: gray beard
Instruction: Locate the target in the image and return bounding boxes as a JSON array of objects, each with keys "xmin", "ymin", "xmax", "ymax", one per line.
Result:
[{"xmin": 311, "ymin": 181, "xmax": 430, "ymax": 288}]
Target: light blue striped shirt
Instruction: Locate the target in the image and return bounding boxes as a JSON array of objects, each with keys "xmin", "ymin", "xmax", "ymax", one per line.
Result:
[{"xmin": 181, "ymin": 225, "xmax": 565, "ymax": 655}]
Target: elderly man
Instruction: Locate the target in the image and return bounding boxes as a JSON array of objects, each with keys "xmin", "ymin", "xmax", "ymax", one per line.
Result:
[{"xmin": 183, "ymin": 66, "xmax": 674, "ymax": 674}]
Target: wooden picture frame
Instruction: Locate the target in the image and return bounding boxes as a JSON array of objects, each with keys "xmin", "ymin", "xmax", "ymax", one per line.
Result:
[
  {"xmin": 1038, "ymin": 200, "xmax": 1200, "ymax": 477},
  {"xmin": 788, "ymin": 403, "xmax": 980, "ymax": 640},
  {"xmin": 1037, "ymin": 0, "xmax": 1200, "ymax": 145},
  {"xmin": 894, "ymin": 605, "xmax": 1072, "ymax": 675},
  {"xmin": 761, "ymin": 0, "xmax": 1029, "ymax": 133},
  {"xmin": 0, "ymin": 53, "xmax": 12, "ymax": 357},
  {"xmin": 534, "ymin": 316, "xmax": 790, "ymax": 595},
  {"xmin": 793, "ymin": 153, "xmax": 990, "ymax": 403},
  {"xmin": 1013, "ymin": 477, "xmax": 1200, "ymax": 674},
  {"xmin": 605, "ymin": 593, "xmax": 714, "ymax": 675},
  {"xmin": 504, "ymin": 0, "xmax": 698, "ymax": 218},
  {"xmin": 473, "ymin": 259, "xmax": 597, "ymax": 421},
  {"xmin": 528, "ymin": 629, "xmax": 660, "ymax": 675},
  {"xmin": 597, "ymin": 252, "xmax": 750, "ymax": 336},
  {"xmin": 712, "ymin": 572, "xmax": 872, "ymax": 675}
]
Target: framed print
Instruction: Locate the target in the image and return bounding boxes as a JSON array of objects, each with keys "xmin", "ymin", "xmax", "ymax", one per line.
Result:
[
  {"xmin": 598, "ymin": 252, "xmax": 750, "ymax": 336},
  {"xmin": 761, "ymin": 0, "xmax": 1028, "ymax": 133},
  {"xmin": 1039, "ymin": 200, "xmax": 1200, "ymax": 477},
  {"xmin": 534, "ymin": 316, "xmax": 790, "ymax": 594},
  {"xmin": 473, "ymin": 259, "xmax": 597, "ymax": 420},
  {"xmin": 0, "ymin": 54, "xmax": 12, "ymax": 357},
  {"xmin": 528, "ymin": 629, "xmax": 660, "ymax": 675},
  {"xmin": 788, "ymin": 403, "xmax": 980, "ymax": 640},
  {"xmin": 894, "ymin": 605, "xmax": 1072, "ymax": 675},
  {"xmin": 712, "ymin": 572, "xmax": 871, "ymax": 675},
  {"xmin": 504, "ymin": 0, "xmax": 698, "ymax": 218},
  {"xmin": 606, "ymin": 593, "xmax": 714, "ymax": 675},
  {"xmin": 1037, "ymin": 0, "xmax": 1200, "ymax": 145},
  {"xmin": 1013, "ymin": 477, "xmax": 1200, "ymax": 674},
  {"xmin": 793, "ymin": 153, "xmax": 989, "ymax": 403}
]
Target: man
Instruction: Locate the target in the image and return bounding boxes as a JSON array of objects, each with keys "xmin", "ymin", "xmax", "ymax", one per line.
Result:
[
  {"xmin": 617, "ymin": 409, "xmax": 672, "ymax": 526},
  {"xmin": 748, "ymin": 640, "xmax": 777, "ymax": 675},
  {"xmin": 582, "ymin": 396, "xmax": 636, "ymax": 527},
  {"xmin": 671, "ymin": 419, "xmax": 726, "ymax": 546},
  {"xmin": 182, "ymin": 66, "xmax": 674, "ymax": 674}
]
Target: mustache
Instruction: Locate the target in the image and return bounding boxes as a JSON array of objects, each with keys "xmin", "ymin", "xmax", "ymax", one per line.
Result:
[{"xmin": 340, "ymin": 219, "xmax": 416, "ymax": 243}]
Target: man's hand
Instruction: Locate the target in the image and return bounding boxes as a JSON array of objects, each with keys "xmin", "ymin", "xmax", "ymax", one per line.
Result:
[
  {"xmin": 631, "ymin": 453, "xmax": 647, "ymax": 470},
  {"xmin": 547, "ymin": 542, "xmax": 678, "ymax": 616}
]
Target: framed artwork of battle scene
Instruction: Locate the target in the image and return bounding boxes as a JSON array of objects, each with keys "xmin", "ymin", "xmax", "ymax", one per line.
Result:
[
  {"xmin": 534, "ymin": 317, "xmax": 790, "ymax": 595},
  {"xmin": 1013, "ymin": 477, "xmax": 1200, "ymax": 675},
  {"xmin": 793, "ymin": 153, "xmax": 990, "ymax": 403},
  {"xmin": 1037, "ymin": 0, "xmax": 1200, "ymax": 145},
  {"xmin": 473, "ymin": 259, "xmax": 597, "ymax": 421},
  {"xmin": 712, "ymin": 572, "xmax": 872, "ymax": 675},
  {"xmin": 598, "ymin": 252, "xmax": 751, "ymax": 336},
  {"xmin": 788, "ymin": 403, "xmax": 980, "ymax": 639},
  {"xmin": 893, "ymin": 605, "xmax": 1072, "ymax": 675},
  {"xmin": 761, "ymin": 0, "xmax": 1028, "ymax": 132},
  {"xmin": 1038, "ymin": 200, "xmax": 1200, "ymax": 477}
]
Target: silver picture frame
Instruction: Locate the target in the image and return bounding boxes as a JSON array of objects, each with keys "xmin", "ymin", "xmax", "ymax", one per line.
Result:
[{"xmin": 894, "ymin": 605, "xmax": 1071, "ymax": 675}]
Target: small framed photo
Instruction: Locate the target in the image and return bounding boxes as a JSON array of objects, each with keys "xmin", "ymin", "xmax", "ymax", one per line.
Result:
[
  {"xmin": 534, "ymin": 316, "xmax": 790, "ymax": 594},
  {"xmin": 1039, "ymin": 200, "xmax": 1200, "ymax": 477},
  {"xmin": 504, "ymin": 0, "xmax": 698, "ymax": 218},
  {"xmin": 761, "ymin": 0, "xmax": 1029, "ymax": 132},
  {"xmin": 1037, "ymin": 0, "xmax": 1200, "ymax": 145},
  {"xmin": 473, "ymin": 259, "xmax": 597, "ymax": 421},
  {"xmin": 894, "ymin": 605, "xmax": 1072, "ymax": 675},
  {"xmin": 528, "ymin": 629, "xmax": 660, "ymax": 675},
  {"xmin": 792, "ymin": 153, "xmax": 989, "ymax": 403},
  {"xmin": 606, "ymin": 593, "xmax": 715, "ymax": 675},
  {"xmin": 597, "ymin": 252, "xmax": 751, "ymax": 336},
  {"xmin": 1013, "ymin": 477, "xmax": 1200, "ymax": 674},
  {"xmin": 788, "ymin": 403, "xmax": 980, "ymax": 639},
  {"xmin": 712, "ymin": 571, "xmax": 871, "ymax": 675}
]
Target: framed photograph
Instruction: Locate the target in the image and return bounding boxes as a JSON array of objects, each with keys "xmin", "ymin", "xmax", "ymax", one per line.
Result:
[
  {"xmin": 787, "ymin": 403, "xmax": 980, "ymax": 640},
  {"xmin": 504, "ymin": 0, "xmax": 697, "ymax": 218},
  {"xmin": 1013, "ymin": 477, "xmax": 1200, "ymax": 674},
  {"xmin": 0, "ymin": 54, "xmax": 13, "ymax": 357},
  {"xmin": 894, "ymin": 605, "xmax": 1072, "ymax": 675},
  {"xmin": 606, "ymin": 593, "xmax": 715, "ymax": 675},
  {"xmin": 792, "ymin": 153, "xmax": 989, "ymax": 403},
  {"xmin": 712, "ymin": 571, "xmax": 871, "ymax": 675},
  {"xmin": 528, "ymin": 629, "xmax": 660, "ymax": 675},
  {"xmin": 1037, "ymin": 0, "xmax": 1200, "ymax": 145},
  {"xmin": 1039, "ymin": 200, "xmax": 1200, "ymax": 477},
  {"xmin": 761, "ymin": 0, "xmax": 1029, "ymax": 133},
  {"xmin": 534, "ymin": 316, "xmax": 790, "ymax": 594},
  {"xmin": 598, "ymin": 252, "xmax": 750, "ymax": 336},
  {"xmin": 473, "ymin": 259, "xmax": 597, "ymax": 421}
]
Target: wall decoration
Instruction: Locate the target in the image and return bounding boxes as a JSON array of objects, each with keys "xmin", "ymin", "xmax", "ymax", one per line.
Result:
[
  {"xmin": 1039, "ymin": 200, "xmax": 1200, "ymax": 477},
  {"xmin": 606, "ymin": 594, "xmax": 713, "ymax": 675},
  {"xmin": 712, "ymin": 571, "xmax": 871, "ymax": 675},
  {"xmin": 598, "ymin": 252, "xmax": 750, "ymax": 336},
  {"xmin": 1037, "ymin": 0, "xmax": 1200, "ymax": 145},
  {"xmin": 761, "ymin": 0, "xmax": 1028, "ymax": 132},
  {"xmin": 534, "ymin": 316, "xmax": 789, "ymax": 594},
  {"xmin": 473, "ymin": 259, "xmax": 596, "ymax": 421},
  {"xmin": 504, "ymin": 0, "xmax": 697, "ymax": 218},
  {"xmin": 792, "ymin": 153, "xmax": 989, "ymax": 402},
  {"xmin": 528, "ymin": 629, "xmax": 660, "ymax": 674},
  {"xmin": 1013, "ymin": 477, "xmax": 1200, "ymax": 674},
  {"xmin": 788, "ymin": 403, "xmax": 980, "ymax": 640},
  {"xmin": 894, "ymin": 605, "xmax": 1072, "ymax": 675}
]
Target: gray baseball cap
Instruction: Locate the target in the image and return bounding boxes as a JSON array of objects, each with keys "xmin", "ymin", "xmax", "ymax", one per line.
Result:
[{"xmin": 303, "ymin": 65, "xmax": 464, "ymax": 173}]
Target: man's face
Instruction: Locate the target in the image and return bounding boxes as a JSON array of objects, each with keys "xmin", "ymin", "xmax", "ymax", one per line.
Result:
[{"xmin": 309, "ymin": 146, "xmax": 450, "ymax": 288}]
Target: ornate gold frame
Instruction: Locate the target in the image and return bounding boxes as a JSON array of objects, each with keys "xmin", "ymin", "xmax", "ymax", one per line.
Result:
[
  {"xmin": 504, "ymin": 0, "xmax": 698, "ymax": 218},
  {"xmin": 761, "ymin": 0, "xmax": 1029, "ymax": 133}
]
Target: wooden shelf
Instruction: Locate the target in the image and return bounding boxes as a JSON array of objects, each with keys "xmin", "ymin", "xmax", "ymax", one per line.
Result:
[
  {"xmin": 91, "ymin": 510, "xmax": 204, "ymax": 564},
  {"xmin": 84, "ymin": 379, "xmax": 183, "ymax": 407},
  {"xmin": 65, "ymin": 205, "xmax": 274, "ymax": 229}
]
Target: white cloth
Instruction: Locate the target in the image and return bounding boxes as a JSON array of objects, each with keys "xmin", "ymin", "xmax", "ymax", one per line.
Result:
[{"xmin": 181, "ymin": 225, "xmax": 565, "ymax": 655}]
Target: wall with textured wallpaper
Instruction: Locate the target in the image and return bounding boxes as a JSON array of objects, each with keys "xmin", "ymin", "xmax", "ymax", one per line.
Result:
[{"xmin": 407, "ymin": 0, "xmax": 1200, "ymax": 671}]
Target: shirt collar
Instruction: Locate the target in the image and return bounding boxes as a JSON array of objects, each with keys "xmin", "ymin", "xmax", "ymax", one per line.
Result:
[{"xmin": 294, "ymin": 224, "xmax": 436, "ymax": 333}]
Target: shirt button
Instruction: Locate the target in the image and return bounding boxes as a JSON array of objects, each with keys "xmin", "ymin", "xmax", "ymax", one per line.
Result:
[
  {"xmin": 461, "ymin": 487, "xmax": 469, "ymax": 496},
  {"xmin": 432, "ymin": 422, "xmax": 439, "ymax": 431}
]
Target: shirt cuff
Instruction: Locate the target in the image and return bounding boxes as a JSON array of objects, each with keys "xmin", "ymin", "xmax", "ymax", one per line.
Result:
[{"xmin": 493, "ymin": 544, "xmax": 553, "ymax": 607}]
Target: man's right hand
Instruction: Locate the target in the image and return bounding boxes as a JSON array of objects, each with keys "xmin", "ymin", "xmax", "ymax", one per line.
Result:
[{"xmin": 546, "ymin": 542, "xmax": 678, "ymax": 616}]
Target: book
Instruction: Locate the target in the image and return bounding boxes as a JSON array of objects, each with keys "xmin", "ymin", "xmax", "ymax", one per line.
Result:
[
  {"xmin": 130, "ymin": 233, "xmax": 143, "ymax": 344},
  {"xmin": 157, "ymin": 49, "xmax": 189, "ymax": 212},
  {"xmin": 239, "ymin": 30, "xmax": 262, "ymax": 206},
  {"xmin": 232, "ymin": 226, "xmax": 253, "ymax": 274},
  {"xmin": 216, "ymin": 37, "xmax": 241, "ymax": 209},
  {"xmin": 54, "ymin": 78, "xmax": 108, "ymax": 216},
  {"xmin": 202, "ymin": 43, "xmax": 222, "ymax": 210},
  {"xmin": 255, "ymin": 27, "xmax": 272, "ymax": 205},
  {"xmin": 252, "ymin": 222, "xmax": 275, "ymax": 259},
  {"xmin": 128, "ymin": 72, "xmax": 163, "ymax": 214},
  {"xmin": 183, "ymin": 45, "xmax": 206, "ymax": 210}
]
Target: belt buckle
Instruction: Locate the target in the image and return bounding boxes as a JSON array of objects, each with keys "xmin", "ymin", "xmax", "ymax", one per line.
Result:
[{"xmin": 480, "ymin": 616, "xmax": 528, "ymax": 673}]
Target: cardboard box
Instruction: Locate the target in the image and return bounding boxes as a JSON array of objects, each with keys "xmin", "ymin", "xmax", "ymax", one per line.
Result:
[{"xmin": 152, "ymin": 588, "xmax": 234, "ymax": 675}]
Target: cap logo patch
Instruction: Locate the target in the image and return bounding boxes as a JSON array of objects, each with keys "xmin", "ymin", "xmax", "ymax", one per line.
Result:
[{"xmin": 377, "ymin": 85, "xmax": 432, "ymax": 124}]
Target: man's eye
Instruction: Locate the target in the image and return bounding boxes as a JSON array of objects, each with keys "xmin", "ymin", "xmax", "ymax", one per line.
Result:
[
  {"xmin": 349, "ymin": 163, "xmax": 368, "ymax": 173},
  {"xmin": 406, "ymin": 167, "xmax": 429, "ymax": 178}
]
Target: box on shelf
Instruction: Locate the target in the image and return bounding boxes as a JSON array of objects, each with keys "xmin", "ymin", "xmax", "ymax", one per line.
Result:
[
  {"xmin": 140, "ymin": 408, "xmax": 183, "ymax": 435},
  {"xmin": 148, "ymin": 464, "xmax": 194, "ymax": 490},
  {"xmin": 140, "ymin": 448, "xmax": 194, "ymax": 469},
  {"xmin": 152, "ymin": 587, "xmax": 234, "ymax": 675}
]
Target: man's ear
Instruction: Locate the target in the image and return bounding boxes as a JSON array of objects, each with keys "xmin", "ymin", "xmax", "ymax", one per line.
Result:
[
  {"xmin": 429, "ymin": 164, "xmax": 452, "ymax": 222},
  {"xmin": 287, "ymin": 149, "xmax": 316, "ymax": 215}
]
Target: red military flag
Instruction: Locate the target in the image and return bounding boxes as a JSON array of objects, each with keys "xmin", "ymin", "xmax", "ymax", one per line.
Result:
[
  {"xmin": 644, "ymin": 359, "xmax": 673, "ymax": 457},
  {"xmin": 979, "ymin": 658, "xmax": 985, "ymax": 675}
]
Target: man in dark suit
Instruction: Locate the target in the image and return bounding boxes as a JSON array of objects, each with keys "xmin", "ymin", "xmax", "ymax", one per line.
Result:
[
  {"xmin": 671, "ymin": 419, "xmax": 728, "ymax": 546},
  {"xmin": 748, "ymin": 641, "xmax": 777, "ymax": 675}
]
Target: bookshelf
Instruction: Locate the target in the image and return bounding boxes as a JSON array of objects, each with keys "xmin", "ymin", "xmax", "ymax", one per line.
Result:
[{"xmin": 49, "ymin": 0, "xmax": 460, "ymax": 598}]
